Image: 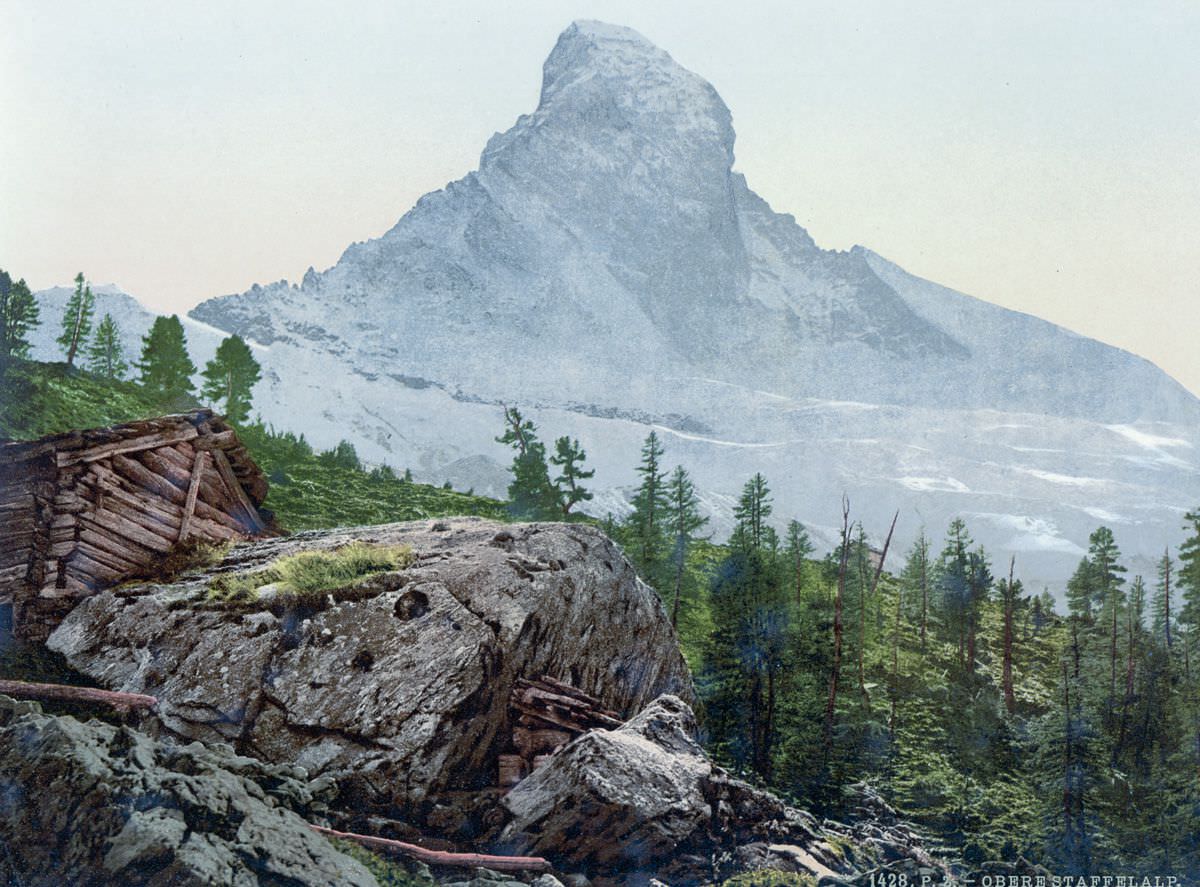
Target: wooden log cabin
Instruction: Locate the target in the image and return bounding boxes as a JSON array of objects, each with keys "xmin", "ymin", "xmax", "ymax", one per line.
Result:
[{"xmin": 0, "ymin": 410, "xmax": 272, "ymax": 642}]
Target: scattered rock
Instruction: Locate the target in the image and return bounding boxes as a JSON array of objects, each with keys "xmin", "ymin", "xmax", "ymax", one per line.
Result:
[
  {"xmin": 500, "ymin": 695, "xmax": 860, "ymax": 884},
  {"xmin": 0, "ymin": 694, "xmax": 377, "ymax": 886}
]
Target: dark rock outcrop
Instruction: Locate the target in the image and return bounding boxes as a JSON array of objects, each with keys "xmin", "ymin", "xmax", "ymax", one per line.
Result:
[
  {"xmin": 46, "ymin": 519, "xmax": 694, "ymax": 820},
  {"xmin": 498, "ymin": 695, "xmax": 932, "ymax": 885},
  {"xmin": 0, "ymin": 694, "xmax": 376, "ymax": 886}
]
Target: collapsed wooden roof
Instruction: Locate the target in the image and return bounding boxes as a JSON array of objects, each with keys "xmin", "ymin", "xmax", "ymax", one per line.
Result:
[{"xmin": 0, "ymin": 410, "xmax": 272, "ymax": 642}]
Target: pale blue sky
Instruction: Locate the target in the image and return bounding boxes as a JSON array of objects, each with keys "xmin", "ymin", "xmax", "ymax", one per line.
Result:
[{"xmin": 3, "ymin": 1, "xmax": 1198, "ymax": 392}]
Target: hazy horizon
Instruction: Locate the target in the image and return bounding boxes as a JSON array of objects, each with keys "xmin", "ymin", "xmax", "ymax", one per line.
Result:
[{"xmin": 3, "ymin": 1, "xmax": 1198, "ymax": 395}]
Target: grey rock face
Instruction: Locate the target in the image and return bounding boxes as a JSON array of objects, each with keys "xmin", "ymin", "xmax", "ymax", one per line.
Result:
[
  {"xmin": 46, "ymin": 519, "xmax": 694, "ymax": 818},
  {"xmin": 499, "ymin": 694, "xmax": 863, "ymax": 884},
  {"xmin": 0, "ymin": 695, "xmax": 377, "ymax": 887}
]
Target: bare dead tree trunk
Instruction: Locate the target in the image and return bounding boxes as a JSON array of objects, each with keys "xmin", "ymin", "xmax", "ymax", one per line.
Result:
[
  {"xmin": 823, "ymin": 495, "xmax": 850, "ymax": 755},
  {"xmin": 0, "ymin": 679, "xmax": 157, "ymax": 710},
  {"xmin": 309, "ymin": 825, "xmax": 551, "ymax": 873},
  {"xmin": 859, "ymin": 510, "xmax": 899, "ymax": 712}
]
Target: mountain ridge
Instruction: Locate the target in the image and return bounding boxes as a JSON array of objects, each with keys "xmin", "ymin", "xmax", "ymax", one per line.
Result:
[{"xmin": 30, "ymin": 20, "xmax": 1199, "ymax": 588}]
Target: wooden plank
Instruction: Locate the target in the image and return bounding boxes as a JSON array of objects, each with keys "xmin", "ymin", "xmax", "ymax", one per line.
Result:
[
  {"xmin": 76, "ymin": 539, "xmax": 141, "ymax": 576},
  {"xmin": 56, "ymin": 425, "xmax": 200, "ymax": 467},
  {"xmin": 0, "ymin": 563, "xmax": 28, "ymax": 584},
  {"xmin": 110, "ymin": 454, "xmax": 186, "ymax": 504},
  {"xmin": 65, "ymin": 550, "xmax": 124, "ymax": 584},
  {"xmin": 80, "ymin": 507, "xmax": 174, "ymax": 554},
  {"xmin": 178, "ymin": 451, "xmax": 208, "ymax": 541},
  {"xmin": 211, "ymin": 449, "xmax": 266, "ymax": 533},
  {"xmin": 192, "ymin": 430, "xmax": 239, "ymax": 450},
  {"xmin": 153, "ymin": 444, "xmax": 194, "ymax": 473},
  {"xmin": 135, "ymin": 449, "xmax": 191, "ymax": 491},
  {"xmin": 78, "ymin": 526, "xmax": 151, "ymax": 571}
]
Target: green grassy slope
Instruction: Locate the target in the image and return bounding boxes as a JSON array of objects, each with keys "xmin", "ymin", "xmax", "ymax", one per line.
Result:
[{"xmin": 0, "ymin": 359, "xmax": 510, "ymax": 531}]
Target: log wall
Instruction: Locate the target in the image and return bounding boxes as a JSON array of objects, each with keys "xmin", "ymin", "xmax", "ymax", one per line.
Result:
[{"xmin": 0, "ymin": 410, "xmax": 271, "ymax": 642}]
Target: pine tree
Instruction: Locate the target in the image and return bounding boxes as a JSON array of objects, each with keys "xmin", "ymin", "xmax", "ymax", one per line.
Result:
[
  {"xmin": 627, "ymin": 431, "xmax": 670, "ymax": 588},
  {"xmin": 0, "ymin": 270, "xmax": 40, "ymax": 365},
  {"xmin": 549, "ymin": 436, "xmax": 594, "ymax": 517},
  {"xmin": 495, "ymin": 406, "xmax": 558, "ymax": 519},
  {"xmin": 665, "ymin": 465, "xmax": 707, "ymax": 628},
  {"xmin": 57, "ymin": 272, "xmax": 95, "ymax": 368},
  {"xmin": 85, "ymin": 313, "xmax": 129, "ymax": 380},
  {"xmin": 136, "ymin": 315, "xmax": 197, "ymax": 406},
  {"xmin": 201, "ymin": 334, "xmax": 262, "ymax": 424}
]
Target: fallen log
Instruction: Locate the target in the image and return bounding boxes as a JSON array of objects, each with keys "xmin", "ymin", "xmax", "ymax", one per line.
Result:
[
  {"xmin": 0, "ymin": 679, "xmax": 157, "ymax": 710},
  {"xmin": 308, "ymin": 825, "xmax": 552, "ymax": 874}
]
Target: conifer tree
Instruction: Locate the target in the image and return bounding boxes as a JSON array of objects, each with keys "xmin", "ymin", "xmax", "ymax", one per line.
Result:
[
  {"xmin": 0, "ymin": 270, "xmax": 40, "ymax": 365},
  {"xmin": 1153, "ymin": 549, "xmax": 1174, "ymax": 649},
  {"xmin": 665, "ymin": 465, "xmax": 707, "ymax": 628},
  {"xmin": 86, "ymin": 313, "xmax": 128, "ymax": 380},
  {"xmin": 549, "ymin": 436, "xmax": 594, "ymax": 517},
  {"xmin": 495, "ymin": 406, "xmax": 558, "ymax": 519},
  {"xmin": 732, "ymin": 473, "xmax": 773, "ymax": 551},
  {"xmin": 784, "ymin": 520, "xmax": 814, "ymax": 607},
  {"xmin": 201, "ymin": 334, "xmax": 262, "ymax": 424},
  {"xmin": 136, "ymin": 315, "xmax": 197, "ymax": 406},
  {"xmin": 627, "ymin": 431, "xmax": 670, "ymax": 588},
  {"xmin": 899, "ymin": 531, "xmax": 932, "ymax": 650},
  {"xmin": 57, "ymin": 272, "xmax": 95, "ymax": 367}
]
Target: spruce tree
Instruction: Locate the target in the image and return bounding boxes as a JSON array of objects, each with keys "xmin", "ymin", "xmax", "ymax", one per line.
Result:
[
  {"xmin": 57, "ymin": 272, "xmax": 95, "ymax": 368},
  {"xmin": 732, "ymin": 473, "xmax": 773, "ymax": 551},
  {"xmin": 549, "ymin": 436, "xmax": 594, "ymax": 517},
  {"xmin": 136, "ymin": 315, "xmax": 197, "ymax": 407},
  {"xmin": 86, "ymin": 313, "xmax": 129, "ymax": 380},
  {"xmin": 627, "ymin": 431, "xmax": 670, "ymax": 588},
  {"xmin": 201, "ymin": 334, "xmax": 262, "ymax": 424},
  {"xmin": 665, "ymin": 465, "xmax": 707, "ymax": 628},
  {"xmin": 899, "ymin": 531, "xmax": 932, "ymax": 650},
  {"xmin": 0, "ymin": 270, "xmax": 40, "ymax": 365}
]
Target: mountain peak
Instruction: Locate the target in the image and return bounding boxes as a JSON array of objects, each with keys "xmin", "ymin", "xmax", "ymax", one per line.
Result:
[{"xmin": 535, "ymin": 21, "xmax": 731, "ymax": 146}]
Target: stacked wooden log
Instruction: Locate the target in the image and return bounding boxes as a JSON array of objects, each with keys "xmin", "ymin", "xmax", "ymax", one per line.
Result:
[
  {"xmin": 0, "ymin": 411, "xmax": 271, "ymax": 642},
  {"xmin": 498, "ymin": 676, "xmax": 622, "ymax": 788}
]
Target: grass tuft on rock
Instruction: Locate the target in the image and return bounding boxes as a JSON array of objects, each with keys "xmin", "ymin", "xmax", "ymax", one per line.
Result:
[{"xmin": 207, "ymin": 542, "xmax": 416, "ymax": 607}]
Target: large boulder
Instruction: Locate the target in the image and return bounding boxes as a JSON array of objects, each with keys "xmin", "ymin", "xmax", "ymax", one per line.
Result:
[
  {"xmin": 498, "ymin": 695, "xmax": 855, "ymax": 885},
  {"xmin": 0, "ymin": 695, "xmax": 377, "ymax": 887},
  {"xmin": 46, "ymin": 519, "xmax": 694, "ymax": 819}
]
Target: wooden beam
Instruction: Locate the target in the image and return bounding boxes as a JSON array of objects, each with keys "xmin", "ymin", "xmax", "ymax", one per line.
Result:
[
  {"xmin": 178, "ymin": 451, "xmax": 208, "ymax": 542},
  {"xmin": 56, "ymin": 425, "xmax": 200, "ymax": 467},
  {"xmin": 0, "ymin": 679, "xmax": 157, "ymax": 710},
  {"xmin": 307, "ymin": 825, "xmax": 552, "ymax": 874},
  {"xmin": 211, "ymin": 449, "xmax": 266, "ymax": 533}
]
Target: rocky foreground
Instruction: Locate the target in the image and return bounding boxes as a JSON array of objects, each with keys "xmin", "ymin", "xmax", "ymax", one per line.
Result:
[{"xmin": 1, "ymin": 519, "xmax": 948, "ymax": 885}]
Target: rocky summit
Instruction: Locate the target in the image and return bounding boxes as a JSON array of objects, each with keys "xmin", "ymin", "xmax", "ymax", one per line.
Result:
[{"xmin": 30, "ymin": 20, "xmax": 1200, "ymax": 584}]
